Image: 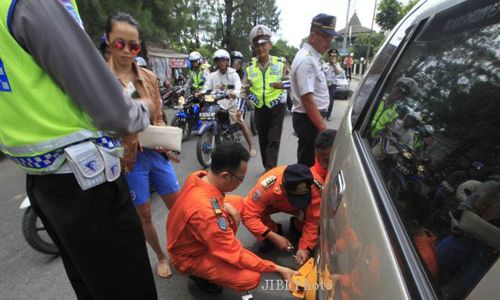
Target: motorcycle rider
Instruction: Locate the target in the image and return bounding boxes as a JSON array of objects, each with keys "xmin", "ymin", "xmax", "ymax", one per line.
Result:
[
  {"xmin": 202, "ymin": 49, "xmax": 256, "ymax": 156},
  {"xmin": 185, "ymin": 51, "xmax": 210, "ymax": 98},
  {"xmin": 230, "ymin": 50, "xmax": 245, "ymax": 80}
]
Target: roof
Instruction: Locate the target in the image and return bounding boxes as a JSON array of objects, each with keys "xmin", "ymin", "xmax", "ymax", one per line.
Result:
[
  {"xmin": 148, "ymin": 48, "xmax": 188, "ymax": 59},
  {"xmin": 337, "ymin": 12, "xmax": 372, "ymax": 35}
]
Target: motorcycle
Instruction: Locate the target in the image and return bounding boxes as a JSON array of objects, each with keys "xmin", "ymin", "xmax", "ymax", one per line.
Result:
[
  {"xmin": 196, "ymin": 89, "xmax": 242, "ymax": 168},
  {"xmin": 160, "ymin": 80, "xmax": 184, "ymax": 110},
  {"xmin": 20, "ymin": 196, "xmax": 59, "ymax": 255},
  {"xmin": 170, "ymin": 92, "xmax": 202, "ymax": 142}
]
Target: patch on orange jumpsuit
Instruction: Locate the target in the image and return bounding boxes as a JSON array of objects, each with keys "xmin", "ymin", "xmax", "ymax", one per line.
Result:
[
  {"xmin": 252, "ymin": 190, "xmax": 261, "ymax": 202},
  {"xmin": 260, "ymin": 176, "xmax": 277, "ymax": 189},
  {"xmin": 211, "ymin": 198, "xmax": 227, "ymax": 231}
]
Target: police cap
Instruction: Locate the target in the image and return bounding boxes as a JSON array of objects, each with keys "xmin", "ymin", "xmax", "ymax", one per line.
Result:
[
  {"xmin": 249, "ymin": 25, "xmax": 273, "ymax": 44},
  {"xmin": 311, "ymin": 13, "xmax": 337, "ymax": 37}
]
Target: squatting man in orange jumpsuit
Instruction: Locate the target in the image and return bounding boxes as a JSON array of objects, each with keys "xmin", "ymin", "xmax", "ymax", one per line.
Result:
[
  {"xmin": 243, "ymin": 130, "xmax": 336, "ymax": 265},
  {"xmin": 167, "ymin": 141, "xmax": 297, "ymax": 294}
]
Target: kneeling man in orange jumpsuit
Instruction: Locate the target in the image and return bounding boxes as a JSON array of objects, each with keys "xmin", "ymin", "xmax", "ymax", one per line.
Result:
[
  {"xmin": 167, "ymin": 141, "xmax": 297, "ymax": 293},
  {"xmin": 242, "ymin": 164, "xmax": 324, "ymax": 266}
]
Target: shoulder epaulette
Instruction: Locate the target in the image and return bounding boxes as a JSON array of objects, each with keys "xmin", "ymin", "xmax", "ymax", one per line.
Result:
[
  {"xmin": 313, "ymin": 178, "xmax": 323, "ymax": 191},
  {"xmin": 260, "ymin": 176, "xmax": 277, "ymax": 189},
  {"xmin": 210, "ymin": 198, "xmax": 223, "ymax": 216}
]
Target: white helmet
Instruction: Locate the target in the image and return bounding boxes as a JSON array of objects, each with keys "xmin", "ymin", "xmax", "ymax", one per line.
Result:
[
  {"xmin": 249, "ymin": 25, "xmax": 272, "ymax": 43},
  {"xmin": 213, "ymin": 49, "xmax": 230, "ymax": 63},
  {"xmin": 188, "ymin": 51, "xmax": 202, "ymax": 62}
]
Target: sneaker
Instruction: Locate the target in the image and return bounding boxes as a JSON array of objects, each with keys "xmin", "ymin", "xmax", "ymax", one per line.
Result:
[{"xmin": 189, "ymin": 276, "xmax": 223, "ymax": 294}]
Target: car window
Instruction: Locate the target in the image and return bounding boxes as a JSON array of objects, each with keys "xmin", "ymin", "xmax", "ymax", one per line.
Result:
[{"xmin": 363, "ymin": 0, "xmax": 500, "ymax": 299}]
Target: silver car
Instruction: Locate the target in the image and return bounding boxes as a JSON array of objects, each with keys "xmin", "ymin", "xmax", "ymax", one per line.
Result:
[
  {"xmin": 308, "ymin": 0, "xmax": 500, "ymax": 299},
  {"xmin": 334, "ymin": 69, "xmax": 351, "ymax": 100}
]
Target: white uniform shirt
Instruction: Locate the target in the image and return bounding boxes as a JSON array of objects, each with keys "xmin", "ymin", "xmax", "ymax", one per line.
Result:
[
  {"xmin": 202, "ymin": 67, "xmax": 241, "ymax": 110},
  {"xmin": 290, "ymin": 43, "xmax": 329, "ymax": 113}
]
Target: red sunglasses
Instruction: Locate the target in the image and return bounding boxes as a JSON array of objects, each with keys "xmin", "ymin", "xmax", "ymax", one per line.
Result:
[{"xmin": 110, "ymin": 38, "xmax": 141, "ymax": 55}]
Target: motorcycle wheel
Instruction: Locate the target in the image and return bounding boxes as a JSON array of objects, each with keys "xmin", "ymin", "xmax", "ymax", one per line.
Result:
[
  {"xmin": 249, "ymin": 109, "xmax": 257, "ymax": 136},
  {"xmin": 196, "ymin": 131, "xmax": 218, "ymax": 168},
  {"xmin": 22, "ymin": 207, "xmax": 59, "ymax": 255},
  {"xmin": 171, "ymin": 115, "xmax": 192, "ymax": 142}
]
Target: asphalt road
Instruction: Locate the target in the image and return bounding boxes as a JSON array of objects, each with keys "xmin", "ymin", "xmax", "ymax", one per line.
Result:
[{"xmin": 0, "ymin": 82, "xmax": 356, "ymax": 300}]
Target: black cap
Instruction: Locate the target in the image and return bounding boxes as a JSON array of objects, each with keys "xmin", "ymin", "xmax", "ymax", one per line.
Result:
[
  {"xmin": 283, "ymin": 164, "xmax": 314, "ymax": 210},
  {"xmin": 327, "ymin": 48, "xmax": 339, "ymax": 56},
  {"xmin": 311, "ymin": 14, "xmax": 337, "ymax": 37}
]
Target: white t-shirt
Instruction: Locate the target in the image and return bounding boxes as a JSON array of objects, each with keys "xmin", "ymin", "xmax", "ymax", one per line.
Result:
[
  {"xmin": 202, "ymin": 67, "xmax": 241, "ymax": 97},
  {"xmin": 290, "ymin": 43, "xmax": 329, "ymax": 113}
]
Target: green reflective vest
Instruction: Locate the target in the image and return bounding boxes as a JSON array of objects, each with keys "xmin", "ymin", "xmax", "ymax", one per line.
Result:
[
  {"xmin": 189, "ymin": 65, "xmax": 208, "ymax": 91},
  {"xmin": 371, "ymin": 100, "xmax": 399, "ymax": 138},
  {"xmin": 245, "ymin": 56, "xmax": 285, "ymax": 108},
  {"xmin": 0, "ymin": 0, "xmax": 104, "ymax": 174}
]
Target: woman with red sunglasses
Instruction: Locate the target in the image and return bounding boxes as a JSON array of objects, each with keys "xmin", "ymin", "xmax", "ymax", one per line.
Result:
[{"xmin": 105, "ymin": 12, "xmax": 179, "ymax": 279}]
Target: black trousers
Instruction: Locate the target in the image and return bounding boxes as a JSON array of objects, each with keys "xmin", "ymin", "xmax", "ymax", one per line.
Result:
[
  {"xmin": 327, "ymin": 84, "xmax": 337, "ymax": 119},
  {"xmin": 292, "ymin": 112, "xmax": 319, "ymax": 167},
  {"xmin": 26, "ymin": 174, "xmax": 157, "ymax": 300},
  {"xmin": 254, "ymin": 103, "xmax": 286, "ymax": 171}
]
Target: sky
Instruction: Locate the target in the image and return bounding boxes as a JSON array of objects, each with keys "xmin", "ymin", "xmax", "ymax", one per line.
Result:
[{"xmin": 275, "ymin": 0, "xmax": 381, "ymax": 48}]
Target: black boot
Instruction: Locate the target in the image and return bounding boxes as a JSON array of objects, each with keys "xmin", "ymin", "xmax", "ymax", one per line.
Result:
[{"xmin": 189, "ymin": 276, "xmax": 223, "ymax": 294}]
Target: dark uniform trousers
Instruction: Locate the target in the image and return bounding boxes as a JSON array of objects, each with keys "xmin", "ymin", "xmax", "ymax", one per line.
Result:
[
  {"xmin": 292, "ymin": 112, "xmax": 319, "ymax": 167},
  {"xmin": 327, "ymin": 84, "xmax": 337, "ymax": 119},
  {"xmin": 254, "ymin": 103, "xmax": 286, "ymax": 171},
  {"xmin": 26, "ymin": 173, "xmax": 157, "ymax": 300}
]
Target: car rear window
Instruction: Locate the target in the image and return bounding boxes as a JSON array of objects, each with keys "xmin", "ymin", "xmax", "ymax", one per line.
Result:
[{"xmin": 363, "ymin": 0, "xmax": 500, "ymax": 298}]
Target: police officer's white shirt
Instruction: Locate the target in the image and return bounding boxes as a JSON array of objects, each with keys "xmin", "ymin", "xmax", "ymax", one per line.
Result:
[{"xmin": 290, "ymin": 42, "xmax": 330, "ymax": 113}]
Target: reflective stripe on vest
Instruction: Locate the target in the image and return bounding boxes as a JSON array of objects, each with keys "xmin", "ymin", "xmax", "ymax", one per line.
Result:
[
  {"xmin": 246, "ymin": 56, "xmax": 285, "ymax": 109},
  {"xmin": 0, "ymin": 0, "xmax": 110, "ymax": 173}
]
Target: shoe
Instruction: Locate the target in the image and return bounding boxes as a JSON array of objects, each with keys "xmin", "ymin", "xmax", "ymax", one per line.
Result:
[
  {"xmin": 326, "ymin": 117, "xmax": 331, "ymax": 121},
  {"xmin": 249, "ymin": 148, "xmax": 257, "ymax": 157},
  {"xmin": 259, "ymin": 223, "xmax": 283, "ymax": 253},
  {"xmin": 189, "ymin": 276, "xmax": 223, "ymax": 294}
]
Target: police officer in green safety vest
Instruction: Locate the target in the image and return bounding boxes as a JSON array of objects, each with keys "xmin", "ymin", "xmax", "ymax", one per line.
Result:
[
  {"xmin": 242, "ymin": 25, "xmax": 288, "ymax": 171},
  {"xmin": 0, "ymin": 1, "xmax": 157, "ymax": 298},
  {"xmin": 370, "ymin": 77, "xmax": 420, "ymax": 140},
  {"xmin": 185, "ymin": 51, "xmax": 210, "ymax": 97}
]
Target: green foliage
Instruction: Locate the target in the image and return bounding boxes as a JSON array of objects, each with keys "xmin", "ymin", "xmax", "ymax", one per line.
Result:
[
  {"xmin": 375, "ymin": 0, "xmax": 402, "ymax": 32},
  {"xmin": 351, "ymin": 32, "xmax": 385, "ymax": 60},
  {"xmin": 270, "ymin": 39, "xmax": 298, "ymax": 63},
  {"xmin": 375, "ymin": 0, "xmax": 419, "ymax": 32},
  {"xmin": 77, "ymin": 0, "xmax": 280, "ymax": 58}
]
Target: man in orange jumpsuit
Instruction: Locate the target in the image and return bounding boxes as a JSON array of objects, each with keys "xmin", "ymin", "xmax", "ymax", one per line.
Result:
[
  {"xmin": 167, "ymin": 141, "xmax": 297, "ymax": 293},
  {"xmin": 310, "ymin": 129, "xmax": 337, "ymax": 182},
  {"xmin": 242, "ymin": 164, "xmax": 323, "ymax": 266}
]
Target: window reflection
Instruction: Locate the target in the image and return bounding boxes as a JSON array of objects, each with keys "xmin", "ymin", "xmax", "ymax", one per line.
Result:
[{"xmin": 367, "ymin": 19, "xmax": 499, "ymax": 299}]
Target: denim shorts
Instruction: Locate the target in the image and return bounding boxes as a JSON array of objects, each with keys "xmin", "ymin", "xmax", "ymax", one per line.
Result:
[{"xmin": 125, "ymin": 149, "xmax": 179, "ymax": 206}]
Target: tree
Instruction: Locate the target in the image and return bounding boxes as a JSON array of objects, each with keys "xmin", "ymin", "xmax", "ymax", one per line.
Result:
[
  {"xmin": 375, "ymin": 0, "xmax": 419, "ymax": 32},
  {"xmin": 375, "ymin": 0, "xmax": 401, "ymax": 32},
  {"xmin": 270, "ymin": 39, "xmax": 298, "ymax": 63},
  {"xmin": 351, "ymin": 32, "xmax": 385, "ymax": 60}
]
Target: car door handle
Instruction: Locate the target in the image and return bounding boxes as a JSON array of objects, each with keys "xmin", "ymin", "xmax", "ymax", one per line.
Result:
[{"xmin": 332, "ymin": 170, "xmax": 346, "ymax": 215}]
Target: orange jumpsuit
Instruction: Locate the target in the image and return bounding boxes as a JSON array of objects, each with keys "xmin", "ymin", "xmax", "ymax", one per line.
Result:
[
  {"xmin": 167, "ymin": 171, "xmax": 276, "ymax": 291},
  {"xmin": 310, "ymin": 158, "xmax": 328, "ymax": 182},
  {"xmin": 242, "ymin": 166, "xmax": 324, "ymax": 251}
]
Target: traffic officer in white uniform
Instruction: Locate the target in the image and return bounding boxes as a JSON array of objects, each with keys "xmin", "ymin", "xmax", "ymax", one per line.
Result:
[{"xmin": 290, "ymin": 14, "xmax": 337, "ymax": 166}]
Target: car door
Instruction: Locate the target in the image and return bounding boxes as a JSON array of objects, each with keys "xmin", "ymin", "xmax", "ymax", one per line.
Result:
[{"xmin": 318, "ymin": 0, "xmax": 500, "ymax": 299}]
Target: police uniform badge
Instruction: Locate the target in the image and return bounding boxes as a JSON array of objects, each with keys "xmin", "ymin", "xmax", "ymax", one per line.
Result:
[
  {"xmin": 252, "ymin": 190, "xmax": 261, "ymax": 202},
  {"xmin": 260, "ymin": 176, "xmax": 277, "ymax": 189},
  {"xmin": 217, "ymin": 217, "xmax": 228, "ymax": 231}
]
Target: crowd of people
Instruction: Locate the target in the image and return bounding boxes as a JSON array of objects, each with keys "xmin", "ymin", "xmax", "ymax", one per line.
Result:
[{"xmin": 0, "ymin": 0, "xmax": 343, "ymax": 298}]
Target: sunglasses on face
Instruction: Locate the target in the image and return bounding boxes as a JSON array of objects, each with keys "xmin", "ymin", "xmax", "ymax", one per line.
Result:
[{"xmin": 110, "ymin": 38, "xmax": 141, "ymax": 55}]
